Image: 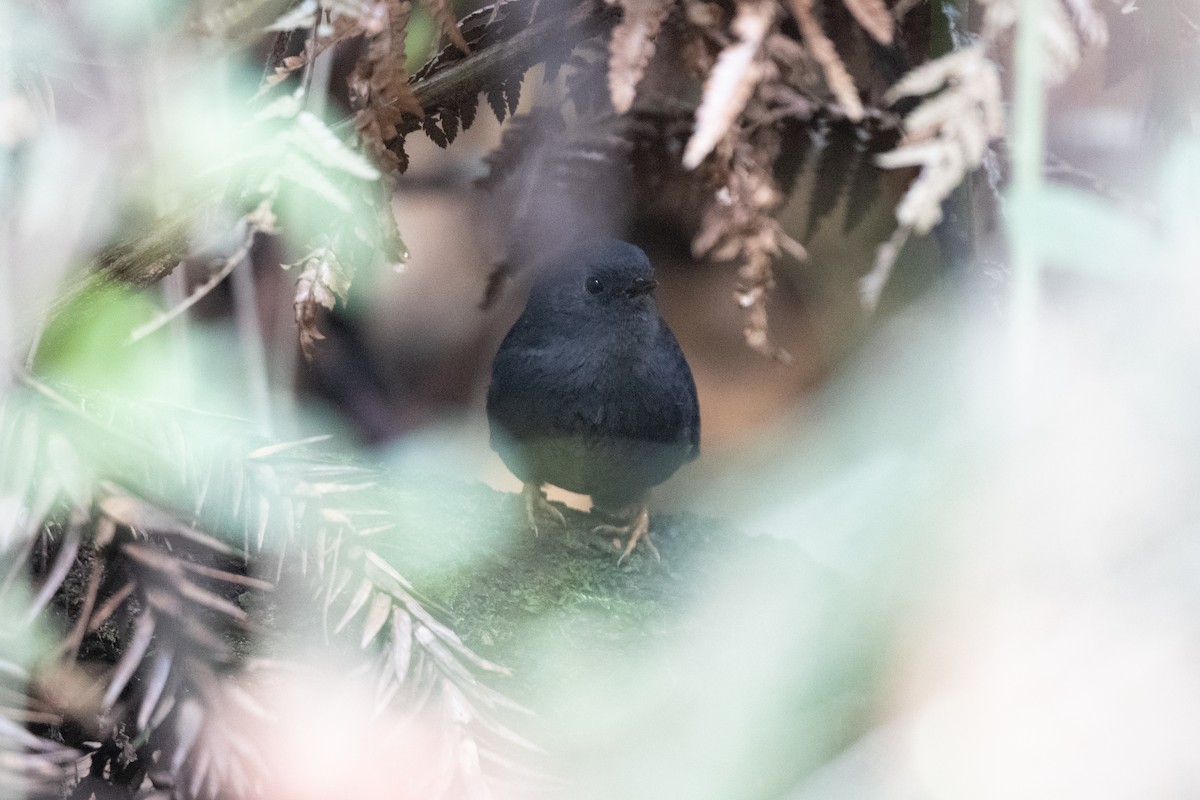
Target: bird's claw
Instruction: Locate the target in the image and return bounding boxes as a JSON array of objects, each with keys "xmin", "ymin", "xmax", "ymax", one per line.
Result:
[
  {"xmin": 523, "ymin": 483, "xmax": 566, "ymax": 537},
  {"xmin": 592, "ymin": 506, "xmax": 657, "ymax": 564}
]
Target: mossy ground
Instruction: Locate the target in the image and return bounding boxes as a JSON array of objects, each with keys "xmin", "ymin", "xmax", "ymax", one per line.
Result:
[{"xmin": 375, "ymin": 478, "xmax": 809, "ymax": 701}]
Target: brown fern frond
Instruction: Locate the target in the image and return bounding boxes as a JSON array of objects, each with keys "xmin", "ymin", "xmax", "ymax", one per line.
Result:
[
  {"xmin": 865, "ymin": 45, "xmax": 1003, "ymax": 308},
  {"xmin": 786, "ymin": 0, "xmax": 863, "ymax": 120},
  {"xmin": 350, "ymin": 0, "xmax": 423, "ymax": 173},
  {"xmin": 0, "ymin": 384, "xmax": 529, "ymax": 799},
  {"xmin": 978, "ymin": 0, "xmax": 1107, "ymax": 82},
  {"xmin": 606, "ymin": 0, "xmax": 674, "ymax": 113},
  {"xmin": 260, "ymin": 1, "xmax": 372, "ymax": 94},
  {"xmin": 289, "ymin": 245, "xmax": 353, "ymax": 361},
  {"xmin": 878, "ymin": 45, "xmax": 1003, "ymax": 235},
  {"xmin": 428, "ymin": 0, "xmax": 471, "ymax": 54},
  {"xmin": 692, "ymin": 129, "xmax": 792, "ymax": 361},
  {"xmin": 842, "ymin": 0, "xmax": 894, "ymax": 45},
  {"xmin": 682, "ymin": 0, "xmax": 776, "ymax": 169},
  {"xmin": 0, "ymin": 714, "xmax": 79, "ymax": 800}
]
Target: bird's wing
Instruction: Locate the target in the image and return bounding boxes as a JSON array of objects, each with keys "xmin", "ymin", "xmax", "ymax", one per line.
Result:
[
  {"xmin": 488, "ymin": 312, "xmax": 699, "ymax": 453},
  {"xmin": 656, "ymin": 320, "xmax": 700, "ymax": 460}
]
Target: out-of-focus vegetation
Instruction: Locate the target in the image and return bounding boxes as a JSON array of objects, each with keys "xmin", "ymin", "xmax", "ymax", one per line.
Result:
[{"xmin": 3, "ymin": 0, "xmax": 1200, "ymax": 798}]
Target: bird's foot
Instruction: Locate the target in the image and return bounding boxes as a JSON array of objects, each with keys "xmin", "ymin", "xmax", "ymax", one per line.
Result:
[
  {"xmin": 592, "ymin": 505, "xmax": 658, "ymax": 565},
  {"xmin": 523, "ymin": 483, "xmax": 566, "ymax": 537}
]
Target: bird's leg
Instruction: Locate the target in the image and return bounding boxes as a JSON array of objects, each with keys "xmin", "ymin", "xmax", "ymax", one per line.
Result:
[
  {"xmin": 592, "ymin": 500, "xmax": 658, "ymax": 564},
  {"xmin": 523, "ymin": 482, "xmax": 566, "ymax": 536}
]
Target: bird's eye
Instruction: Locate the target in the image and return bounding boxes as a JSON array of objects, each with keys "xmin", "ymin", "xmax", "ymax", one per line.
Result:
[{"xmin": 586, "ymin": 277, "xmax": 604, "ymax": 295}]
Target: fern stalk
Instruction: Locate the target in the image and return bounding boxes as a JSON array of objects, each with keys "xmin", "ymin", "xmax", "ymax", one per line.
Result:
[
  {"xmin": 0, "ymin": 23, "xmax": 13, "ymax": 391},
  {"xmin": 0, "ymin": 223, "xmax": 12, "ymax": 394},
  {"xmin": 231, "ymin": 252, "xmax": 275, "ymax": 438},
  {"xmin": 1008, "ymin": 0, "xmax": 1046, "ymax": 389}
]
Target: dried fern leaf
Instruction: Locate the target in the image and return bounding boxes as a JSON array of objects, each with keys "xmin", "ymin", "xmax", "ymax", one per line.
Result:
[
  {"xmin": 293, "ymin": 112, "xmax": 382, "ymax": 180},
  {"xmin": 877, "ymin": 45, "xmax": 1003, "ymax": 234},
  {"xmin": 102, "ymin": 611, "xmax": 156, "ymax": 710},
  {"xmin": 26, "ymin": 525, "xmax": 79, "ymax": 622},
  {"xmin": 682, "ymin": 0, "xmax": 775, "ymax": 169},
  {"xmin": 860, "ymin": 225, "xmax": 910, "ymax": 309},
  {"xmin": 137, "ymin": 650, "xmax": 174, "ymax": 731},
  {"xmin": 842, "ymin": 0, "xmax": 894, "ymax": 44},
  {"xmin": 979, "ymin": 0, "xmax": 1106, "ymax": 83},
  {"xmin": 868, "ymin": 45, "xmax": 1003, "ymax": 307},
  {"xmin": 336, "ymin": 578, "xmax": 375, "ymax": 633},
  {"xmin": 391, "ymin": 608, "xmax": 414, "ymax": 683},
  {"xmin": 266, "ymin": 0, "xmax": 318, "ymax": 30},
  {"xmin": 428, "ymin": 0, "xmax": 471, "ymax": 55},
  {"xmin": 787, "ymin": 0, "xmax": 863, "ymax": 120},
  {"xmin": 606, "ymin": 0, "xmax": 673, "ymax": 113},
  {"xmin": 351, "ymin": 0, "xmax": 423, "ymax": 172},
  {"xmin": 360, "ymin": 591, "xmax": 393, "ymax": 647},
  {"xmin": 261, "ymin": 8, "xmax": 365, "ymax": 95},
  {"xmin": 291, "ymin": 247, "xmax": 353, "ymax": 360}
]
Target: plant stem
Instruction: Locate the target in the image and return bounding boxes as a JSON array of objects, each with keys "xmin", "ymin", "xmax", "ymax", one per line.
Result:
[
  {"xmin": 1008, "ymin": 0, "xmax": 1045, "ymax": 389},
  {"xmin": 162, "ymin": 266, "xmax": 193, "ymax": 395},
  {"xmin": 397, "ymin": 0, "xmax": 615, "ymax": 135},
  {"xmin": 231, "ymin": 239, "xmax": 275, "ymax": 438},
  {"xmin": 931, "ymin": 0, "xmax": 976, "ymax": 280}
]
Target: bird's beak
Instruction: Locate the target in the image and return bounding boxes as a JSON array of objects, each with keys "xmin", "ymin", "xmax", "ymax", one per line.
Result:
[{"xmin": 626, "ymin": 278, "xmax": 658, "ymax": 298}]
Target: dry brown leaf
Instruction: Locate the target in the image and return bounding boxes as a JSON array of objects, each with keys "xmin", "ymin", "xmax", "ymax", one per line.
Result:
[
  {"xmin": 877, "ymin": 46, "xmax": 1002, "ymax": 233},
  {"xmin": 682, "ymin": 0, "xmax": 775, "ymax": 169},
  {"xmin": 291, "ymin": 247, "xmax": 352, "ymax": 359},
  {"xmin": 691, "ymin": 128, "xmax": 791, "ymax": 360},
  {"xmin": 787, "ymin": 0, "xmax": 863, "ymax": 120},
  {"xmin": 979, "ymin": 0, "xmax": 1104, "ymax": 83},
  {"xmin": 859, "ymin": 225, "xmax": 910, "ymax": 309},
  {"xmin": 606, "ymin": 0, "xmax": 674, "ymax": 113},
  {"xmin": 869, "ymin": 45, "xmax": 1003, "ymax": 307},
  {"xmin": 350, "ymin": 0, "xmax": 423, "ymax": 171},
  {"xmin": 259, "ymin": 12, "xmax": 365, "ymax": 96},
  {"xmin": 736, "ymin": 228, "xmax": 790, "ymax": 362},
  {"xmin": 842, "ymin": 0, "xmax": 894, "ymax": 44},
  {"xmin": 428, "ymin": 0, "xmax": 470, "ymax": 55}
]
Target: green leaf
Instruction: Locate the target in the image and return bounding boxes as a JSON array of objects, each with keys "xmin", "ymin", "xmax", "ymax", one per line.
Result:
[
  {"xmin": 293, "ymin": 112, "xmax": 381, "ymax": 180},
  {"xmin": 254, "ymin": 94, "xmax": 303, "ymax": 122},
  {"xmin": 277, "ymin": 152, "xmax": 355, "ymax": 212},
  {"xmin": 1155, "ymin": 140, "xmax": 1200, "ymax": 257},
  {"xmin": 1014, "ymin": 183, "xmax": 1159, "ymax": 280}
]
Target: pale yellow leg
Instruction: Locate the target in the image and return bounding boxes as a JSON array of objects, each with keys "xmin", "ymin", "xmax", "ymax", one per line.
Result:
[
  {"xmin": 523, "ymin": 482, "xmax": 565, "ymax": 537},
  {"xmin": 592, "ymin": 504, "xmax": 658, "ymax": 564}
]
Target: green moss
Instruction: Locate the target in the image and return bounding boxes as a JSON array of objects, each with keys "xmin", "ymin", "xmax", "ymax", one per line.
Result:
[{"xmin": 372, "ymin": 478, "xmax": 809, "ymax": 700}]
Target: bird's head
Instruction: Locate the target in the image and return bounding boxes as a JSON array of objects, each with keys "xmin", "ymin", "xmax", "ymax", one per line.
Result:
[{"xmin": 530, "ymin": 239, "xmax": 660, "ymax": 322}]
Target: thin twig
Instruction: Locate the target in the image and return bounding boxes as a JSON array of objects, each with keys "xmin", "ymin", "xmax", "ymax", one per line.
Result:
[
  {"xmin": 23, "ymin": 312, "xmax": 45, "ymax": 371},
  {"xmin": 1008, "ymin": 0, "xmax": 1046, "ymax": 389},
  {"xmin": 128, "ymin": 222, "xmax": 257, "ymax": 345},
  {"xmin": 261, "ymin": 30, "xmax": 293, "ymax": 87},
  {"xmin": 163, "ymin": 264, "xmax": 192, "ymax": 386},
  {"xmin": 860, "ymin": 225, "xmax": 910, "ymax": 310},
  {"xmin": 297, "ymin": 4, "xmax": 322, "ymax": 101}
]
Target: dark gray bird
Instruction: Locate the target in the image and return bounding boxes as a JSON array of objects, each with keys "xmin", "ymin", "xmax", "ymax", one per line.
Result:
[{"xmin": 487, "ymin": 239, "xmax": 700, "ymax": 561}]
